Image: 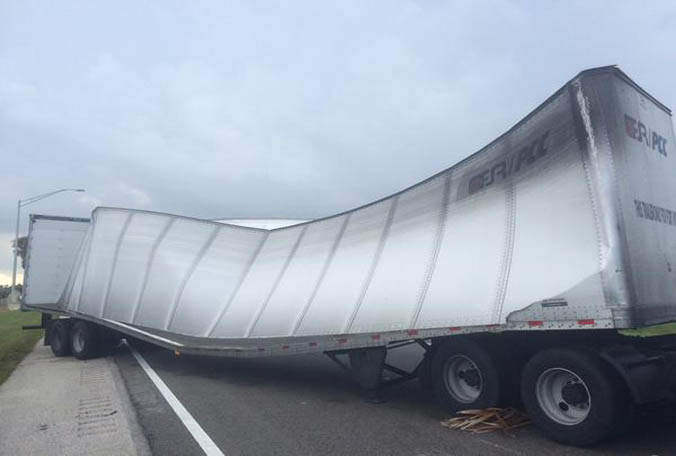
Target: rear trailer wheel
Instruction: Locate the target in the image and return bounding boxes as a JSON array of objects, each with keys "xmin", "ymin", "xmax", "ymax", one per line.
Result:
[
  {"xmin": 70, "ymin": 321, "xmax": 102, "ymax": 360},
  {"xmin": 432, "ymin": 338, "xmax": 505, "ymax": 411},
  {"xmin": 521, "ymin": 348, "xmax": 631, "ymax": 446},
  {"xmin": 50, "ymin": 319, "xmax": 71, "ymax": 357}
]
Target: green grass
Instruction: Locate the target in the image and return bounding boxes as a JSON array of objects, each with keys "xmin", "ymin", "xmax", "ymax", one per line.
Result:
[
  {"xmin": 620, "ymin": 322, "xmax": 676, "ymax": 337},
  {"xmin": 0, "ymin": 311, "xmax": 44, "ymax": 385}
]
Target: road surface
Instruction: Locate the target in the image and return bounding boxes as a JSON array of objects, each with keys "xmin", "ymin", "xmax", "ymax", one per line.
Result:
[{"xmin": 114, "ymin": 344, "xmax": 676, "ymax": 456}]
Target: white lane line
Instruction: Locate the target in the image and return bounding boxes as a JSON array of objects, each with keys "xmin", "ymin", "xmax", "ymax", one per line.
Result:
[{"xmin": 128, "ymin": 344, "xmax": 226, "ymax": 456}]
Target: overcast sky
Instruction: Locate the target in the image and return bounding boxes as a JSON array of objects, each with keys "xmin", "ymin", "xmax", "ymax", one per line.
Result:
[{"xmin": 1, "ymin": 1, "xmax": 675, "ymax": 285}]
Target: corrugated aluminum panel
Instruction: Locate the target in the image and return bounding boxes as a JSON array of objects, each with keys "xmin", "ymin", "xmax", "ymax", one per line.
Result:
[{"xmin": 23, "ymin": 67, "xmax": 676, "ymax": 356}]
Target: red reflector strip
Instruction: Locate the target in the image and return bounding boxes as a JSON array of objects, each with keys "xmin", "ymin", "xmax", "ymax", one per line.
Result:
[
  {"xmin": 309, "ymin": 342, "xmax": 317, "ymax": 347},
  {"xmin": 338, "ymin": 338, "xmax": 348, "ymax": 344},
  {"xmin": 371, "ymin": 335, "xmax": 381, "ymax": 340},
  {"xmin": 448, "ymin": 327, "xmax": 461, "ymax": 332},
  {"xmin": 577, "ymin": 319, "xmax": 595, "ymax": 326},
  {"xmin": 282, "ymin": 345, "xmax": 289, "ymax": 350},
  {"xmin": 528, "ymin": 320, "xmax": 544, "ymax": 327},
  {"xmin": 407, "ymin": 330, "xmax": 418, "ymax": 336}
]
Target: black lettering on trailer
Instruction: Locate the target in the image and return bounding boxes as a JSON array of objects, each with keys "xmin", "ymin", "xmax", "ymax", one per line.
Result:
[
  {"xmin": 467, "ymin": 130, "xmax": 550, "ymax": 196},
  {"xmin": 625, "ymin": 114, "xmax": 668, "ymax": 157},
  {"xmin": 635, "ymin": 199, "xmax": 676, "ymax": 227}
]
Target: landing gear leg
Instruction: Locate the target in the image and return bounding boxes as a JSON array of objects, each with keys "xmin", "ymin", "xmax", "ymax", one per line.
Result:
[
  {"xmin": 325, "ymin": 346, "xmax": 388, "ymax": 402},
  {"xmin": 348, "ymin": 346, "xmax": 387, "ymax": 403}
]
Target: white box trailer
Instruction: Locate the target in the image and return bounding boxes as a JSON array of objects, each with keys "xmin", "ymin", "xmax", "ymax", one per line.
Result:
[{"xmin": 21, "ymin": 66, "xmax": 676, "ymax": 446}]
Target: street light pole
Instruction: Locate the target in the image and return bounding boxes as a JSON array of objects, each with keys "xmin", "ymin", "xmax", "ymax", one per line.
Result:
[
  {"xmin": 10, "ymin": 200, "xmax": 21, "ymax": 293},
  {"xmin": 9, "ymin": 188, "xmax": 85, "ymax": 308}
]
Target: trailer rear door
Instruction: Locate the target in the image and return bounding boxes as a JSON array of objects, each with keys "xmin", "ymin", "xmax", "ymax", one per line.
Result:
[{"xmin": 22, "ymin": 215, "xmax": 90, "ymax": 309}]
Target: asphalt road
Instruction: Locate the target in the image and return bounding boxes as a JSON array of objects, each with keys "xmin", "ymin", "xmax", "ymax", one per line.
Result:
[{"xmin": 114, "ymin": 344, "xmax": 676, "ymax": 456}]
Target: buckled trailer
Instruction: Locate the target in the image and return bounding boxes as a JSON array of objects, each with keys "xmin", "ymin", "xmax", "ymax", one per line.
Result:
[{"xmin": 21, "ymin": 66, "xmax": 676, "ymax": 446}]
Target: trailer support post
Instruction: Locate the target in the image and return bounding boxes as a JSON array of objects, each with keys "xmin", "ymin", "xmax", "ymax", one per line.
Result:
[{"xmin": 348, "ymin": 346, "xmax": 387, "ymax": 403}]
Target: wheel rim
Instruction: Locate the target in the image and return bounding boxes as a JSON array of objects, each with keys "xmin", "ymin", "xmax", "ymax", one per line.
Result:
[
  {"xmin": 536, "ymin": 367, "xmax": 591, "ymax": 425},
  {"xmin": 73, "ymin": 329, "xmax": 85, "ymax": 353},
  {"xmin": 444, "ymin": 355, "xmax": 482, "ymax": 403}
]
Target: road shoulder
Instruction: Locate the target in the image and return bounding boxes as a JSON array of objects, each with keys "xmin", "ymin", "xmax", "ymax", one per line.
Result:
[{"xmin": 0, "ymin": 340, "xmax": 151, "ymax": 456}]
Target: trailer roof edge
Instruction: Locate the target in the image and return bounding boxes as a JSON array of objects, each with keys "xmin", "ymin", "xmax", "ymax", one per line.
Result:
[
  {"xmin": 574, "ymin": 65, "xmax": 672, "ymax": 116},
  {"xmin": 30, "ymin": 214, "xmax": 91, "ymax": 223}
]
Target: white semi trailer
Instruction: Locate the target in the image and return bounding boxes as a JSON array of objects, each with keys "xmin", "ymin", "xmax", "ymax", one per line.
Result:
[{"xmin": 21, "ymin": 66, "xmax": 676, "ymax": 446}]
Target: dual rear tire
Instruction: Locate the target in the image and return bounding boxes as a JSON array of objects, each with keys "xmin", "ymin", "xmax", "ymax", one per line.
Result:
[
  {"xmin": 521, "ymin": 348, "xmax": 631, "ymax": 446},
  {"xmin": 49, "ymin": 319, "xmax": 105, "ymax": 360},
  {"xmin": 430, "ymin": 338, "xmax": 631, "ymax": 446},
  {"xmin": 49, "ymin": 319, "xmax": 72, "ymax": 357},
  {"xmin": 70, "ymin": 320, "xmax": 103, "ymax": 359},
  {"xmin": 431, "ymin": 338, "xmax": 517, "ymax": 411}
]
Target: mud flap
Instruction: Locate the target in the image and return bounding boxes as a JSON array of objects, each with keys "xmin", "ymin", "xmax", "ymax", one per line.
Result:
[{"xmin": 601, "ymin": 345, "xmax": 676, "ymax": 404}]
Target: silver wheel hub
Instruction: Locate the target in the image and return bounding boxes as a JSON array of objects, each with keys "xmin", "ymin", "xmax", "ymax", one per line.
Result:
[
  {"xmin": 536, "ymin": 368, "xmax": 591, "ymax": 425},
  {"xmin": 444, "ymin": 355, "xmax": 482, "ymax": 403}
]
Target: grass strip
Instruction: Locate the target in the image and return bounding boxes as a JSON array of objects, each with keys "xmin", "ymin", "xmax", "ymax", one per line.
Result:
[
  {"xmin": 0, "ymin": 311, "xmax": 44, "ymax": 385},
  {"xmin": 620, "ymin": 322, "xmax": 676, "ymax": 337}
]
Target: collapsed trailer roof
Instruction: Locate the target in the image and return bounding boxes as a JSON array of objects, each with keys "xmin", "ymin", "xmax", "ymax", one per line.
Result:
[{"xmin": 22, "ymin": 66, "xmax": 676, "ymax": 357}]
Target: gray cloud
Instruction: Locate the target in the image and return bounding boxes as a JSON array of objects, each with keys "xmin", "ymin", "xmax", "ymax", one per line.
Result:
[{"xmin": 1, "ymin": 0, "xmax": 676, "ymax": 282}]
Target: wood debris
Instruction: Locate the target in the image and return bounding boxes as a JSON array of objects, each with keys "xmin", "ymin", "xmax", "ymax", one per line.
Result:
[{"xmin": 441, "ymin": 408, "xmax": 531, "ymax": 435}]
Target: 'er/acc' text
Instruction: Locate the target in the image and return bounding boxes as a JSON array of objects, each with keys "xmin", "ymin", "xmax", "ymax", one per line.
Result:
[
  {"xmin": 468, "ymin": 131, "xmax": 550, "ymax": 195},
  {"xmin": 625, "ymin": 114, "xmax": 668, "ymax": 157}
]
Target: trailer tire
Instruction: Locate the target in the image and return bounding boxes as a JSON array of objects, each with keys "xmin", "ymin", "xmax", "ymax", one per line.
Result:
[
  {"xmin": 521, "ymin": 348, "xmax": 630, "ymax": 446},
  {"xmin": 432, "ymin": 338, "xmax": 503, "ymax": 411},
  {"xmin": 70, "ymin": 321, "xmax": 102, "ymax": 360},
  {"xmin": 50, "ymin": 320, "xmax": 71, "ymax": 357}
]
